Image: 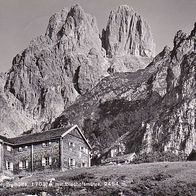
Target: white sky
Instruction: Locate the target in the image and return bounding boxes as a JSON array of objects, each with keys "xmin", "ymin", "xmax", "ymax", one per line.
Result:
[{"xmin": 0, "ymin": 0, "xmax": 195, "ymax": 72}]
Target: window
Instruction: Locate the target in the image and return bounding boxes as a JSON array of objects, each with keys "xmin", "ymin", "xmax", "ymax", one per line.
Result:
[
  {"xmin": 24, "ymin": 146, "xmax": 28, "ymax": 150},
  {"xmin": 6, "ymin": 161, "xmax": 13, "ymax": 171},
  {"xmin": 45, "ymin": 157, "xmax": 52, "ymax": 166},
  {"xmin": 7, "ymin": 145, "xmax": 12, "ymax": 152},
  {"xmin": 18, "ymin": 147, "xmax": 23, "ymax": 152},
  {"xmin": 42, "ymin": 157, "xmax": 52, "ymax": 166},
  {"xmin": 41, "ymin": 157, "xmax": 46, "ymax": 166},
  {"xmin": 80, "ymin": 146, "xmax": 84, "ymax": 151},
  {"xmin": 42, "ymin": 143, "xmax": 46, "ymax": 147},
  {"xmin": 19, "ymin": 160, "xmax": 28, "ymax": 169},
  {"xmin": 42, "ymin": 142, "xmax": 52, "ymax": 147},
  {"xmin": 68, "ymin": 158, "xmax": 75, "ymax": 167},
  {"xmin": 80, "ymin": 147, "xmax": 88, "ymax": 154},
  {"xmin": 69, "ymin": 142, "xmax": 75, "ymax": 148},
  {"xmin": 81, "ymin": 162, "xmax": 86, "ymax": 168}
]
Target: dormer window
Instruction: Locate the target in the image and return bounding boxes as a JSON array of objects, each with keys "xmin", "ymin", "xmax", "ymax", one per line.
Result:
[
  {"xmin": 42, "ymin": 143, "xmax": 46, "ymax": 147},
  {"xmin": 7, "ymin": 145, "xmax": 12, "ymax": 152},
  {"xmin": 18, "ymin": 147, "xmax": 23, "ymax": 152},
  {"xmin": 42, "ymin": 141, "xmax": 51, "ymax": 147}
]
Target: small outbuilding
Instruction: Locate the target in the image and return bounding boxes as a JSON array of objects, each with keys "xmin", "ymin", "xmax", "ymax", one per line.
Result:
[{"xmin": 187, "ymin": 146, "xmax": 196, "ymax": 161}]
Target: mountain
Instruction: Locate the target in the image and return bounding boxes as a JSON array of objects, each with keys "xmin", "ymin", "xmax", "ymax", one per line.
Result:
[
  {"xmin": 0, "ymin": 4, "xmax": 195, "ymax": 161},
  {"xmin": 2, "ymin": 5, "xmax": 108, "ymax": 136},
  {"xmin": 102, "ymin": 5, "xmax": 155, "ymax": 58},
  {"xmin": 0, "ymin": 73, "xmax": 35, "ymax": 136},
  {"xmin": 0, "ymin": 4, "xmax": 154, "ymax": 136},
  {"xmin": 51, "ymin": 23, "xmax": 196, "ymax": 158},
  {"xmin": 102, "ymin": 5, "xmax": 154, "ymax": 73}
]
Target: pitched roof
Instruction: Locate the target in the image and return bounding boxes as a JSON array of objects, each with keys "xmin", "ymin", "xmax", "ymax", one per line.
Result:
[
  {"xmin": 9, "ymin": 126, "xmax": 72, "ymax": 145},
  {"xmin": 0, "ymin": 135, "xmax": 12, "ymax": 144},
  {"xmin": 62, "ymin": 125, "xmax": 92, "ymax": 149},
  {"xmin": 0, "ymin": 125, "xmax": 92, "ymax": 149},
  {"xmin": 102, "ymin": 153, "xmax": 136, "ymax": 164}
]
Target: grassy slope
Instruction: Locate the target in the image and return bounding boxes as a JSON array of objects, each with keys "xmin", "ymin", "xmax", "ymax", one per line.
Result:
[{"xmin": 0, "ymin": 161, "xmax": 196, "ymax": 195}]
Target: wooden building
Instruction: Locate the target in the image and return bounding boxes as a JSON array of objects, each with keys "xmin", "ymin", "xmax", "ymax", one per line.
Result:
[{"xmin": 0, "ymin": 125, "xmax": 91, "ymax": 174}]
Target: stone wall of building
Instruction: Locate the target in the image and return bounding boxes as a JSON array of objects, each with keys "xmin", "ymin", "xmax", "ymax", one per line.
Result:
[
  {"xmin": 13, "ymin": 144, "xmax": 31, "ymax": 174},
  {"xmin": 3, "ymin": 144, "xmax": 14, "ymax": 171},
  {"xmin": 8, "ymin": 139, "xmax": 61, "ymax": 174},
  {"xmin": 62, "ymin": 128, "xmax": 90, "ymax": 170},
  {"xmin": 32, "ymin": 139, "xmax": 60, "ymax": 172}
]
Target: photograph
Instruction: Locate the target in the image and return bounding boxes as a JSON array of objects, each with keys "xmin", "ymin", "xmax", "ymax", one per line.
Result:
[{"xmin": 0, "ymin": 0, "xmax": 195, "ymax": 195}]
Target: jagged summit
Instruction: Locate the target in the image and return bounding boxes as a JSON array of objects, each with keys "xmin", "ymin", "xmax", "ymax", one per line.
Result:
[
  {"xmin": 102, "ymin": 5, "xmax": 155, "ymax": 58},
  {"xmin": 2, "ymin": 4, "xmax": 156, "ymax": 137},
  {"xmin": 113, "ymin": 4, "xmax": 135, "ymax": 14},
  {"xmin": 3, "ymin": 4, "xmax": 109, "ymax": 136}
]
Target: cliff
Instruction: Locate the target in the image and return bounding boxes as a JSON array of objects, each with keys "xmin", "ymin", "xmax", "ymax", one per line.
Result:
[
  {"xmin": 0, "ymin": 5, "xmax": 194, "ymax": 160},
  {"xmin": 51, "ymin": 23, "xmax": 196, "ymax": 157},
  {"xmin": 0, "ymin": 5, "xmax": 154, "ymax": 136}
]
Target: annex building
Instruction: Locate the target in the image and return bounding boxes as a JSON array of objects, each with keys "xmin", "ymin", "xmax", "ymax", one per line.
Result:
[{"xmin": 0, "ymin": 125, "xmax": 91, "ymax": 174}]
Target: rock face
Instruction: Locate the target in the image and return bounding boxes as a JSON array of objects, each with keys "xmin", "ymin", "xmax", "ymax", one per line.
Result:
[
  {"xmin": 1, "ymin": 4, "xmax": 155, "ymax": 136},
  {"xmin": 102, "ymin": 5, "xmax": 155, "ymax": 58},
  {"xmin": 0, "ymin": 4, "xmax": 194, "ymax": 161},
  {"xmin": 51, "ymin": 23, "xmax": 196, "ymax": 158},
  {"xmin": 0, "ymin": 73, "xmax": 35, "ymax": 137},
  {"xmin": 102, "ymin": 5, "xmax": 155, "ymax": 73},
  {"xmin": 2, "ymin": 5, "xmax": 108, "ymax": 135}
]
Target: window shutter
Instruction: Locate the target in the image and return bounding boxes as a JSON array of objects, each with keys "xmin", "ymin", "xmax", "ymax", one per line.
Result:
[
  {"xmin": 10, "ymin": 162, "xmax": 13, "ymax": 171},
  {"xmin": 19, "ymin": 161, "xmax": 22, "ymax": 169},
  {"xmin": 42, "ymin": 157, "xmax": 46, "ymax": 166},
  {"xmin": 73, "ymin": 159, "xmax": 75, "ymax": 166},
  {"xmin": 49, "ymin": 157, "xmax": 52, "ymax": 165},
  {"xmin": 6, "ymin": 161, "xmax": 8, "ymax": 169},
  {"xmin": 26, "ymin": 160, "xmax": 29, "ymax": 168}
]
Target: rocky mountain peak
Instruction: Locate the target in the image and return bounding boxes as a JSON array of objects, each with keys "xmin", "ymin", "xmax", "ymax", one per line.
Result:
[
  {"xmin": 3, "ymin": 4, "xmax": 108, "ymax": 136},
  {"xmin": 67, "ymin": 4, "xmax": 86, "ymax": 23},
  {"xmin": 45, "ymin": 8, "xmax": 68, "ymax": 40},
  {"xmin": 1, "ymin": 4, "xmax": 156, "ymax": 138},
  {"xmin": 102, "ymin": 5, "xmax": 155, "ymax": 58},
  {"xmin": 190, "ymin": 22, "xmax": 196, "ymax": 37},
  {"xmin": 50, "ymin": 22, "xmax": 195, "ymax": 159}
]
